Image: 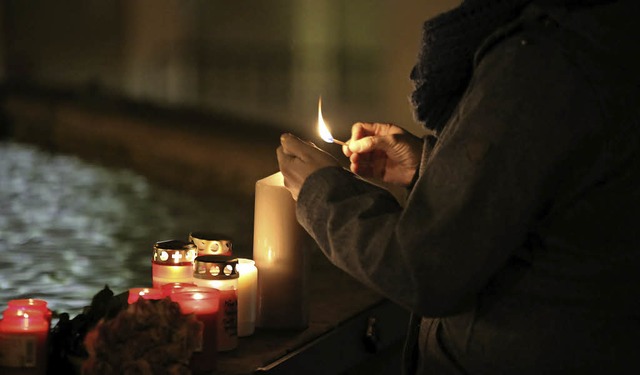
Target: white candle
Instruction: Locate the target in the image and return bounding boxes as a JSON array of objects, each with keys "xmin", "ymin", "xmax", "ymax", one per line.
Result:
[
  {"xmin": 236, "ymin": 258, "xmax": 258, "ymax": 337},
  {"xmin": 253, "ymin": 172, "xmax": 309, "ymax": 329}
]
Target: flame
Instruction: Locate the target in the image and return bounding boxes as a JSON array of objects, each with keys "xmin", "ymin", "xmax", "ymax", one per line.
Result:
[{"xmin": 317, "ymin": 97, "xmax": 334, "ymax": 143}]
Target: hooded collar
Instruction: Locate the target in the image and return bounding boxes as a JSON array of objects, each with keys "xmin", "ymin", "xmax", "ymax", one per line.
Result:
[{"xmin": 410, "ymin": 0, "xmax": 618, "ymax": 133}]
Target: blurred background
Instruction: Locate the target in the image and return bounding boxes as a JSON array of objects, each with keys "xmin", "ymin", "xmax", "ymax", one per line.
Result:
[
  {"xmin": 0, "ymin": 0, "xmax": 459, "ymax": 139},
  {"xmin": 0, "ymin": 0, "xmax": 459, "ymax": 319}
]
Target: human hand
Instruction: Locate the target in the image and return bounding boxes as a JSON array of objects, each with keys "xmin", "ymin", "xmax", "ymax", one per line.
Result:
[
  {"xmin": 343, "ymin": 122, "xmax": 422, "ymax": 187},
  {"xmin": 277, "ymin": 133, "xmax": 341, "ymax": 200}
]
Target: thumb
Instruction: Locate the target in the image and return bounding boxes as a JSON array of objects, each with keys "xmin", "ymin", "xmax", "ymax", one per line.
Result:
[{"xmin": 280, "ymin": 133, "xmax": 310, "ymax": 157}]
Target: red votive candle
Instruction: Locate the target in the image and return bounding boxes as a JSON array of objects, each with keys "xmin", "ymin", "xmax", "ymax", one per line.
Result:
[
  {"xmin": 127, "ymin": 288, "xmax": 164, "ymax": 304},
  {"xmin": 193, "ymin": 255, "xmax": 239, "ymax": 352},
  {"xmin": 8, "ymin": 299, "xmax": 52, "ymax": 325},
  {"xmin": 161, "ymin": 282, "xmax": 197, "ymax": 297},
  {"xmin": 0, "ymin": 307, "xmax": 49, "ymax": 375},
  {"xmin": 170, "ymin": 287, "xmax": 220, "ymax": 374}
]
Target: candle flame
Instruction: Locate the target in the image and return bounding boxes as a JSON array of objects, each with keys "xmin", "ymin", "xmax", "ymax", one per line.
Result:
[
  {"xmin": 317, "ymin": 97, "xmax": 335, "ymax": 143},
  {"xmin": 193, "ymin": 293, "xmax": 204, "ymax": 300}
]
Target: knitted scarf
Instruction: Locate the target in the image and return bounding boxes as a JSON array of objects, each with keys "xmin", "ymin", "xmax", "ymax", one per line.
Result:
[{"xmin": 410, "ymin": 0, "xmax": 616, "ymax": 133}]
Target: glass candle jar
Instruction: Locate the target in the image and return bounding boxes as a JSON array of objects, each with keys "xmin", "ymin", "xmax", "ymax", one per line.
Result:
[
  {"xmin": 189, "ymin": 232, "xmax": 233, "ymax": 256},
  {"xmin": 161, "ymin": 282, "xmax": 198, "ymax": 297},
  {"xmin": 0, "ymin": 307, "xmax": 49, "ymax": 375},
  {"xmin": 8, "ymin": 299, "xmax": 52, "ymax": 325},
  {"xmin": 193, "ymin": 255, "xmax": 238, "ymax": 351},
  {"xmin": 152, "ymin": 240, "xmax": 198, "ymax": 288},
  {"xmin": 170, "ymin": 287, "xmax": 220, "ymax": 374}
]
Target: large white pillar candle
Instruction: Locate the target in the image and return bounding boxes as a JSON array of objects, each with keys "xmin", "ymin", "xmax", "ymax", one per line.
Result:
[{"xmin": 253, "ymin": 172, "xmax": 309, "ymax": 329}]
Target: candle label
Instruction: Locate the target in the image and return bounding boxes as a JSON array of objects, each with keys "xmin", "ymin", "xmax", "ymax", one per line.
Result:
[
  {"xmin": 0, "ymin": 334, "xmax": 37, "ymax": 367},
  {"xmin": 223, "ymin": 297, "xmax": 238, "ymax": 337}
]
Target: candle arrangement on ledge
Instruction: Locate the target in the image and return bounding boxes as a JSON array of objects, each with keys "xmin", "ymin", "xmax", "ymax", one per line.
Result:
[{"xmin": 1, "ymin": 159, "xmax": 315, "ymax": 374}]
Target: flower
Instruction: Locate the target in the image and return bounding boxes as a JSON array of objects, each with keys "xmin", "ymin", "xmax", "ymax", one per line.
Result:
[{"xmin": 82, "ymin": 298, "xmax": 202, "ymax": 375}]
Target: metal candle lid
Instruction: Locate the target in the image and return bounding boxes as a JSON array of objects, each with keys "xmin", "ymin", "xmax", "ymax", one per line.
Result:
[
  {"xmin": 153, "ymin": 240, "xmax": 198, "ymax": 265},
  {"xmin": 194, "ymin": 255, "xmax": 239, "ymax": 280},
  {"xmin": 189, "ymin": 231, "xmax": 233, "ymax": 256}
]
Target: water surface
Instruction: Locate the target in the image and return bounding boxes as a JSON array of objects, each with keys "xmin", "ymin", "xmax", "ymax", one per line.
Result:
[{"xmin": 0, "ymin": 141, "xmax": 253, "ymax": 318}]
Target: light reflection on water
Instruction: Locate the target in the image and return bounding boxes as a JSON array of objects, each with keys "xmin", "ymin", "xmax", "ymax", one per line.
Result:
[{"xmin": 0, "ymin": 141, "xmax": 252, "ymax": 318}]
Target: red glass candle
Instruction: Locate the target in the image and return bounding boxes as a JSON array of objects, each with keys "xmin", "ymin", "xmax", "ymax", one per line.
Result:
[
  {"xmin": 161, "ymin": 282, "xmax": 197, "ymax": 297},
  {"xmin": 170, "ymin": 287, "xmax": 220, "ymax": 374},
  {"xmin": 152, "ymin": 240, "xmax": 198, "ymax": 288},
  {"xmin": 0, "ymin": 307, "xmax": 49, "ymax": 375},
  {"xmin": 8, "ymin": 299, "xmax": 52, "ymax": 325},
  {"xmin": 193, "ymin": 255, "xmax": 238, "ymax": 351},
  {"xmin": 127, "ymin": 288, "xmax": 164, "ymax": 304}
]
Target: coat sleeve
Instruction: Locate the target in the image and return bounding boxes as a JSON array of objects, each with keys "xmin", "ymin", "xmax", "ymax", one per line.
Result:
[{"xmin": 295, "ymin": 23, "xmax": 605, "ymax": 317}]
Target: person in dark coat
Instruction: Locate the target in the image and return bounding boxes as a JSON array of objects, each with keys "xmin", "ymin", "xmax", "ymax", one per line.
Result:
[{"xmin": 277, "ymin": 0, "xmax": 640, "ymax": 373}]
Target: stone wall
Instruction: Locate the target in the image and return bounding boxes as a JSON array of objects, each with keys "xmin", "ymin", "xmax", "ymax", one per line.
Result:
[{"xmin": 3, "ymin": 91, "xmax": 283, "ymax": 199}]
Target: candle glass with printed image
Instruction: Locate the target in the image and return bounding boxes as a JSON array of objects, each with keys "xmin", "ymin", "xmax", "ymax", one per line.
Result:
[
  {"xmin": 0, "ymin": 307, "xmax": 49, "ymax": 375},
  {"xmin": 193, "ymin": 255, "xmax": 239, "ymax": 351}
]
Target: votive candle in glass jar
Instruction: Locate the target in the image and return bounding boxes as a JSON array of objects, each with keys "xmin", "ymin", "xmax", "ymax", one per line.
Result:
[
  {"xmin": 0, "ymin": 307, "xmax": 49, "ymax": 375},
  {"xmin": 193, "ymin": 255, "xmax": 238, "ymax": 351},
  {"xmin": 170, "ymin": 286, "xmax": 220, "ymax": 374},
  {"xmin": 152, "ymin": 240, "xmax": 198, "ymax": 288},
  {"xmin": 8, "ymin": 299, "xmax": 52, "ymax": 325},
  {"xmin": 161, "ymin": 282, "xmax": 198, "ymax": 297},
  {"xmin": 189, "ymin": 232, "xmax": 233, "ymax": 256}
]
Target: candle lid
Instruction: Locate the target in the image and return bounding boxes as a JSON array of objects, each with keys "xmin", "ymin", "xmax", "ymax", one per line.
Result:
[
  {"xmin": 194, "ymin": 255, "xmax": 239, "ymax": 280},
  {"xmin": 153, "ymin": 240, "xmax": 197, "ymax": 265},
  {"xmin": 189, "ymin": 231, "xmax": 233, "ymax": 256}
]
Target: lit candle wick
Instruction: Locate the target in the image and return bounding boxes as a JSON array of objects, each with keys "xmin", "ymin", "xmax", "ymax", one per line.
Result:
[{"xmin": 317, "ymin": 97, "xmax": 347, "ymax": 146}]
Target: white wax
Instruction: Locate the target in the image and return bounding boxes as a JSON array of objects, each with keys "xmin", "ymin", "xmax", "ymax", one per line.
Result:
[
  {"xmin": 236, "ymin": 258, "xmax": 258, "ymax": 337},
  {"xmin": 253, "ymin": 172, "xmax": 309, "ymax": 329}
]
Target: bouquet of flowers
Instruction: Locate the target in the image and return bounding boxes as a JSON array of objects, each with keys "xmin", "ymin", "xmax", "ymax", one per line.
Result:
[{"xmin": 48, "ymin": 286, "xmax": 202, "ymax": 375}]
